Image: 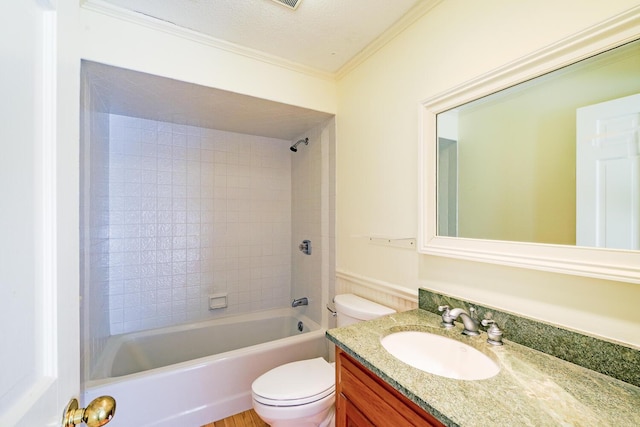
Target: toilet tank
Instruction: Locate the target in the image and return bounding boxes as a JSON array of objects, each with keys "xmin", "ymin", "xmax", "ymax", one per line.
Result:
[{"xmin": 334, "ymin": 293, "xmax": 396, "ymax": 327}]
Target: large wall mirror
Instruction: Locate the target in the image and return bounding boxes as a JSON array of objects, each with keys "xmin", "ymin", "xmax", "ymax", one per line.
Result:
[{"xmin": 419, "ymin": 7, "xmax": 640, "ymax": 283}]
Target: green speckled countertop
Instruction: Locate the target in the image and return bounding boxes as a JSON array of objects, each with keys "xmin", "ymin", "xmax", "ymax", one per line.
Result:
[{"xmin": 326, "ymin": 309, "xmax": 640, "ymax": 427}]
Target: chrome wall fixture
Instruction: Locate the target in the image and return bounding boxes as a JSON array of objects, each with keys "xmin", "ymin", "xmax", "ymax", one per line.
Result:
[
  {"xmin": 290, "ymin": 137, "xmax": 309, "ymax": 152},
  {"xmin": 292, "ymin": 297, "xmax": 308, "ymax": 307},
  {"xmin": 298, "ymin": 239, "xmax": 311, "ymax": 255}
]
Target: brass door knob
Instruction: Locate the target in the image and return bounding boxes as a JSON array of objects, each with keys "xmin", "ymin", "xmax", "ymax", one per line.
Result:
[{"xmin": 62, "ymin": 396, "xmax": 116, "ymax": 427}]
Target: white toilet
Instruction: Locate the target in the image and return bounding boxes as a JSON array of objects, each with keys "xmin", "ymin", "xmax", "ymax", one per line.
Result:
[{"xmin": 251, "ymin": 294, "xmax": 396, "ymax": 427}]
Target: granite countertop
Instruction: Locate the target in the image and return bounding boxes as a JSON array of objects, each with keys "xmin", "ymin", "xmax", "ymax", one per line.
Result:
[{"xmin": 326, "ymin": 309, "xmax": 640, "ymax": 427}]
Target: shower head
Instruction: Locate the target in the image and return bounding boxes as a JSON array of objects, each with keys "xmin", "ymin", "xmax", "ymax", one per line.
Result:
[{"xmin": 290, "ymin": 137, "xmax": 309, "ymax": 152}]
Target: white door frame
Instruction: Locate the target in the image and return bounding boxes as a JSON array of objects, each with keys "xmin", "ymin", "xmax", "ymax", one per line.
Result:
[{"xmin": 0, "ymin": 1, "xmax": 81, "ymax": 425}]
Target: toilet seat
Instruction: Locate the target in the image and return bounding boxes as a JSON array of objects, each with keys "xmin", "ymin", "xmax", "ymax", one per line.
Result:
[{"xmin": 252, "ymin": 357, "xmax": 335, "ymax": 407}]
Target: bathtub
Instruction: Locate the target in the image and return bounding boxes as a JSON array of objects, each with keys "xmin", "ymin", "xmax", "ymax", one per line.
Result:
[{"xmin": 83, "ymin": 308, "xmax": 329, "ymax": 427}]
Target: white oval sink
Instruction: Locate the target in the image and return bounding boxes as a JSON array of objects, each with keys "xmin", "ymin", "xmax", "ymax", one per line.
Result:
[{"xmin": 380, "ymin": 331, "xmax": 500, "ymax": 380}]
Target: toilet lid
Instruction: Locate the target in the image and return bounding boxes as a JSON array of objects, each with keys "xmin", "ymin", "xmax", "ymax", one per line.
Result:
[{"xmin": 252, "ymin": 357, "xmax": 335, "ymax": 406}]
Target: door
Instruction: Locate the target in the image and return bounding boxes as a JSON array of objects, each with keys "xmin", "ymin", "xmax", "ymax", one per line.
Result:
[
  {"xmin": 437, "ymin": 137, "xmax": 458, "ymax": 237},
  {"xmin": 0, "ymin": 1, "xmax": 80, "ymax": 425},
  {"xmin": 576, "ymin": 93, "xmax": 640, "ymax": 249}
]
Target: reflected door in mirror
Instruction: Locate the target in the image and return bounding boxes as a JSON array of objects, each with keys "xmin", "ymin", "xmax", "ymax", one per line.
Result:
[{"xmin": 577, "ymin": 93, "xmax": 640, "ymax": 250}]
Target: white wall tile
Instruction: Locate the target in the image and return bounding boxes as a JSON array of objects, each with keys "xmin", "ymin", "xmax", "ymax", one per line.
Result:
[{"xmin": 106, "ymin": 114, "xmax": 293, "ymax": 333}]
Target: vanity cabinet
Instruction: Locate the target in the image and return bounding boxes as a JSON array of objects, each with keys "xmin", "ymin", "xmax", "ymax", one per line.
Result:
[{"xmin": 336, "ymin": 348, "xmax": 445, "ymax": 427}]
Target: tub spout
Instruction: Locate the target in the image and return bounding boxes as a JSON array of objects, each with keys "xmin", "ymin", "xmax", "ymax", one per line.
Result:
[{"xmin": 291, "ymin": 297, "xmax": 308, "ymax": 307}]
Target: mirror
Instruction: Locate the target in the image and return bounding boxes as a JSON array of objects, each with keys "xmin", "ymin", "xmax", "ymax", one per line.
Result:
[
  {"xmin": 436, "ymin": 39, "xmax": 640, "ymax": 248},
  {"xmin": 419, "ymin": 7, "xmax": 640, "ymax": 283}
]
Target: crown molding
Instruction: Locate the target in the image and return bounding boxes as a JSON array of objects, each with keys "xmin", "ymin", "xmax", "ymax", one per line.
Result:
[
  {"xmin": 335, "ymin": 0, "xmax": 443, "ymax": 80},
  {"xmin": 81, "ymin": 0, "xmax": 336, "ymax": 82},
  {"xmin": 81, "ymin": 0, "xmax": 444, "ymax": 82}
]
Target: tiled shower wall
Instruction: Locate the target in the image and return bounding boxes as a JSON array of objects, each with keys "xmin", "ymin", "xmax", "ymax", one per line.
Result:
[
  {"xmin": 79, "ymin": 73, "xmax": 112, "ymax": 380},
  {"xmin": 291, "ymin": 118, "xmax": 336, "ymax": 325},
  {"xmin": 107, "ymin": 115, "xmax": 292, "ymax": 334}
]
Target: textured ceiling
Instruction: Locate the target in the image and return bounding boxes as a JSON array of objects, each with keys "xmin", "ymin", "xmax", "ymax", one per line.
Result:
[
  {"xmin": 98, "ymin": 0, "xmax": 426, "ymax": 73},
  {"xmin": 84, "ymin": 0, "xmax": 437, "ymax": 140}
]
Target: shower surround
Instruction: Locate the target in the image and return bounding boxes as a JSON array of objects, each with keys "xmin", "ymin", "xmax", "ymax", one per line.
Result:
[
  {"xmin": 80, "ymin": 62, "xmax": 335, "ymax": 385},
  {"xmin": 106, "ymin": 115, "xmax": 294, "ymax": 334}
]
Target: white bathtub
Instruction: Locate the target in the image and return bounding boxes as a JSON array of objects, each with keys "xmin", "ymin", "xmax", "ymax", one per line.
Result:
[{"xmin": 83, "ymin": 308, "xmax": 329, "ymax": 427}]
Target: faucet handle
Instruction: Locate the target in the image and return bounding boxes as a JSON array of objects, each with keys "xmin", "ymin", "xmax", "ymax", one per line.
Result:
[
  {"xmin": 481, "ymin": 319, "xmax": 504, "ymax": 346},
  {"xmin": 469, "ymin": 305, "xmax": 478, "ymax": 319},
  {"xmin": 438, "ymin": 305, "xmax": 455, "ymax": 328}
]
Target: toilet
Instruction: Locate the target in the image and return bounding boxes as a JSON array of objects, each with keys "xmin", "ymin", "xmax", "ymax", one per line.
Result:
[{"xmin": 251, "ymin": 294, "xmax": 396, "ymax": 427}]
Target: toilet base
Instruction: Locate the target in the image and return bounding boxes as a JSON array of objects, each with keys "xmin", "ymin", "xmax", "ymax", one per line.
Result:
[
  {"xmin": 255, "ymin": 408, "xmax": 334, "ymax": 427},
  {"xmin": 252, "ymin": 393, "xmax": 335, "ymax": 427}
]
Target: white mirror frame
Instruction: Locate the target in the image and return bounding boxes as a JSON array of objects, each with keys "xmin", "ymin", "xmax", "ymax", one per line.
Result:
[{"xmin": 418, "ymin": 6, "xmax": 640, "ymax": 284}]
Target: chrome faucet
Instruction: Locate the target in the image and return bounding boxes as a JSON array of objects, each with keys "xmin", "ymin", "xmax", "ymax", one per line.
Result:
[
  {"xmin": 291, "ymin": 297, "xmax": 308, "ymax": 307},
  {"xmin": 438, "ymin": 305, "xmax": 480, "ymax": 336}
]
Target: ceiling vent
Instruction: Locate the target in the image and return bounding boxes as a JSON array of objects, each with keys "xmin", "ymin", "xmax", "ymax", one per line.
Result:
[{"xmin": 269, "ymin": 0, "xmax": 302, "ymax": 10}]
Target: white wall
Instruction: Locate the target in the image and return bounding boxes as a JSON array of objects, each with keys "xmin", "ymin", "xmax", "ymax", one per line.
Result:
[
  {"xmin": 106, "ymin": 115, "xmax": 292, "ymax": 334},
  {"xmin": 336, "ymin": 0, "xmax": 640, "ymax": 346},
  {"xmin": 79, "ymin": 71, "xmax": 112, "ymax": 380},
  {"xmin": 80, "ymin": 106, "xmax": 335, "ymax": 381},
  {"xmin": 291, "ymin": 118, "xmax": 336, "ymax": 325}
]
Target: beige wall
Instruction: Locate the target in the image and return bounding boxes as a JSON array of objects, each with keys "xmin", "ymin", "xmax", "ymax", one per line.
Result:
[{"xmin": 337, "ymin": 0, "xmax": 640, "ymax": 346}]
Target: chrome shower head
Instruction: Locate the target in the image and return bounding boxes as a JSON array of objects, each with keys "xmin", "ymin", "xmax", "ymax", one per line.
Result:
[{"xmin": 290, "ymin": 137, "xmax": 309, "ymax": 152}]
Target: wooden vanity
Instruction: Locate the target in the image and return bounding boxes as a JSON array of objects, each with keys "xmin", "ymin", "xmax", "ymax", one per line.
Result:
[{"xmin": 336, "ymin": 348, "xmax": 444, "ymax": 427}]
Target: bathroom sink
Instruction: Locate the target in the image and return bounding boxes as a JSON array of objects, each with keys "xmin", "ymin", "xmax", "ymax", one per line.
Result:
[{"xmin": 380, "ymin": 331, "xmax": 500, "ymax": 380}]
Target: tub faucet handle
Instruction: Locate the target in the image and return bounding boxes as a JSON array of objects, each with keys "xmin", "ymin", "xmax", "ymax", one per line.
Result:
[{"xmin": 298, "ymin": 240, "xmax": 311, "ymax": 255}]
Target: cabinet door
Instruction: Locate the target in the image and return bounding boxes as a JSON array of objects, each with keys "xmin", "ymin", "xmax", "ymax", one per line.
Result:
[{"xmin": 337, "ymin": 393, "xmax": 375, "ymax": 427}]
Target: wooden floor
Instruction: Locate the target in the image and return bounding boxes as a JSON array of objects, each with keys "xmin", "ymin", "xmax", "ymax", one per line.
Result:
[{"xmin": 202, "ymin": 409, "xmax": 269, "ymax": 427}]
